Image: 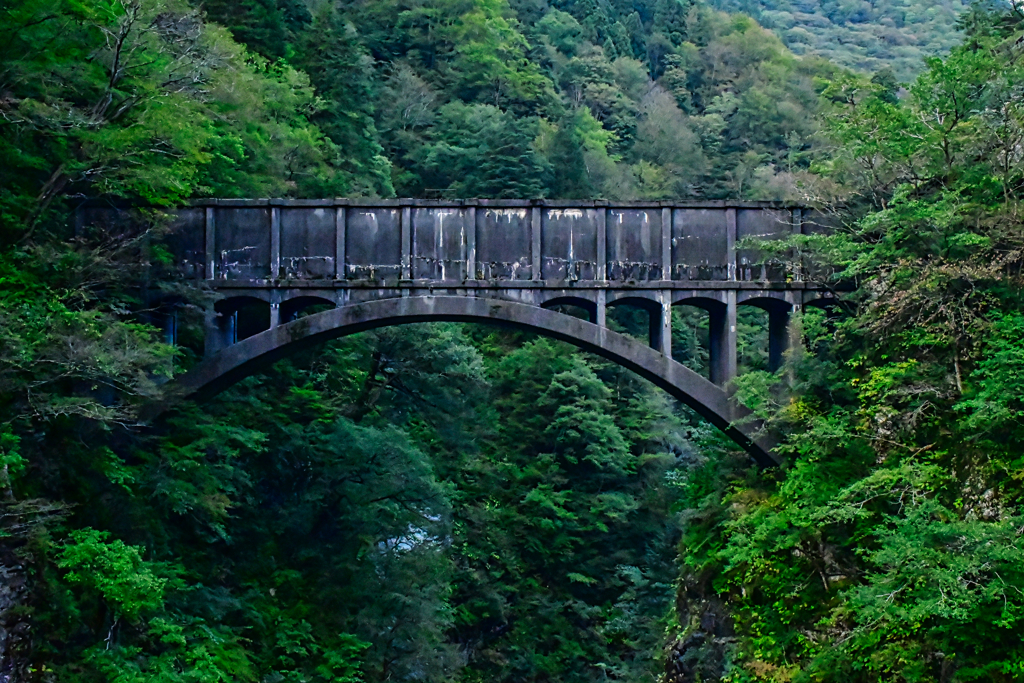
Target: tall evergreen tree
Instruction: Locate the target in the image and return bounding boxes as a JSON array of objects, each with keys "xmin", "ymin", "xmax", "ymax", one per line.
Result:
[{"xmin": 295, "ymin": 6, "xmax": 394, "ymax": 196}]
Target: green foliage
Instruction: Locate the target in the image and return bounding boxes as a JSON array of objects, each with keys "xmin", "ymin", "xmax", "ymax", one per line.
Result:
[
  {"xmin": 0, "ymin": 0, "xmax": 345, "ymax": 242},
  {"xmin": 416, "ymin": 102, "xmax": 551, "ymax": 198},
  {"xmin": 674, "ymin": 7, "xmax": 1024, "ymax": 680},
  {"xmin": 706, "ymin": 0, "xmax": 970, "ymax": 81},
  {"xmin": 294, "ymin": 5, "xmax": 394, "ymax": 196},
  {"xmin": 326, "ymin": 0, "xmax": 843, "ymax": 199},
  {"xmin": 58, "ymin": 528, "xmax": 167, "ymax": 620},
  {"xmin": 7, "ymin": 0, "xmax": 1024, "ymax": 681}
]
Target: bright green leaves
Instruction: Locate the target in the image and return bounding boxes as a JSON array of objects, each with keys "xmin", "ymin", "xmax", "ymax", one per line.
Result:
[
  {"xmin": 697, "ymin": 7, "xmax": 1024, "ymax": 680},
  {"xmin": 536, "ymin": 10, "xmax": 585, "ymax": 56},
  {"xmin": 0, "ymin": 0, "xmax": 340, "ymax": 241},
  {"xmin": 955, "ymin": 313, "xmax": 1024, "ymax": 481},
  {"xmin": 58, "ymin": 528, "xmax": 167, "ymax": 621},
  {"xmin": 0, "ymin": 428, "xmax": 25, "ymax": 501}
]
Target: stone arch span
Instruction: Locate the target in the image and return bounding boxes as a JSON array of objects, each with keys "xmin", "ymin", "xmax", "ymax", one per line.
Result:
[{"xmin": 157, "ymin": 296, "xmax": 778, "ymax": 467}]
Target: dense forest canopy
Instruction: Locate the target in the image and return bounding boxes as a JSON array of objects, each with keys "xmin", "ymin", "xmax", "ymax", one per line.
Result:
[
  {"xmin": 705, "ymin": 0, "xmax": 969, "ymax": 81},
  {"xmin": 2, "ymin": 0, "xmax": 1024, "ymax": 682}
]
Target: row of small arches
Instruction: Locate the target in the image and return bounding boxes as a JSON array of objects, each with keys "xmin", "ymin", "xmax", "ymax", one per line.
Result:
[{"xmin": 182, "ymin": 292, "xmax": 836, "ymax": 385}]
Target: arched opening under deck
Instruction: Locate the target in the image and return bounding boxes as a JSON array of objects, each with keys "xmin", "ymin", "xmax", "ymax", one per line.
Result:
[{"xmin": 154, "ymin": 296, "xmax": 779, "ymax": 467}]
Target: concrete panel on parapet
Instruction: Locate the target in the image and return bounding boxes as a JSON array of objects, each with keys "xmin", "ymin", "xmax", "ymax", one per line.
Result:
[
  {"xmin": 413, "ymin": 207, "xmax": 467, "ymax": 281},
  {"xmin": 163, "ymin": 207, "xmax": 205, "ymax": 279},
  {"xmin": 737, "ymin": 208, "xmax": 792, "ymax": 282},
  {"xmin": 542, "ymin": 208, "xmax": 599, "ymax": 281},
  {"xmin": 346, "ymin": 208, "xmax": 401, "ymax": 280},
  {"xmin": 607, "ymin": 208, "xmax": 663, "ymax": 280},
  {"xmin": 477, "ymin": 208, "xmax": 532, "ymax": 280},
  {"xmin": 215, "ymin": 207, "xmax": 270, "ymax": 280},
  {"xmin": 672, "ymin": 208, "xmax": 730, "ymax": 281},
  {"xmin": 281, "ymin": 207, "xmax": 335, "ymax": 280}
]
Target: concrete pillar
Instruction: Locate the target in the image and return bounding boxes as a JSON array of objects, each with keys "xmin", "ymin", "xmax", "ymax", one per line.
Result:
[
  {"xmin": 768, "ymin": 305, "xmax": 790, "ymax": 373},
  {"xmin": 466, "ymin": 206, "xmax": 477, "ymax": 281},
  {"xmin": 661, "ymin": 208, "xmax": 672, "ymax": 281},
  {"xmin": 648, "ymin": 298, "xmax": 671, "ymax": 354},
  {"xmin": 726, "ymin": 207, "xmax": 737, "ymax": 281},
  {"xmin": 269, "ymin": 290, "xmax": 282, "ymax": 329},
  {"xmin": 204, "ymin": 310, "xmax": 235, "ymax": 357},
  {"xmin": 660, "ymin": 292, "xmax": 673, "ymax": 357},
  {"xmin": 532, "ymin": 206, "xmax": 542, "ymax": 280},
  {"xmin": 709, "ymin": 292, "xmax": 737, "ymax": 386},
  {"xmin": 596, "ymin": 290, "xmax": 607, "ymax": 328},
  {"xmin": 597, "ymin": 207, "xmax": 607, "ymax": 281},
  {"xmin": 400, "ymin": 205, "xmax": 412, "ymax": 280}
]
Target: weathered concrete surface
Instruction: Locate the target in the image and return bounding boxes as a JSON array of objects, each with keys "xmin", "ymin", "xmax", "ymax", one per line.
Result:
[
  {"xmin": 81, "ymin": 199, "xmax": 832, "ymax": 286},
  {"xmin": 159, "ymin": 296, "xmax": 778, "ymax": 467},
  {"xmin": 78, "ymin": 199, "xmax": 839, "ymax": 464}
]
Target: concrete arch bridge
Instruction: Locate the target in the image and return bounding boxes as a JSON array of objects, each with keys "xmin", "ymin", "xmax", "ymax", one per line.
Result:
[{"xmin": 82, "ymin": 199, "xmax": 836, "ymax": 466}]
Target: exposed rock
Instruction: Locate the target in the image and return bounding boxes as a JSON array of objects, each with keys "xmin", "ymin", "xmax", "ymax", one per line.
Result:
[
  {"xmin": 664, "ymin": 569, "xmax": 735, "ymax": 683},
  {"xmin": 0, "ymin": 546, "xmax": 30, "ymax": 683}
]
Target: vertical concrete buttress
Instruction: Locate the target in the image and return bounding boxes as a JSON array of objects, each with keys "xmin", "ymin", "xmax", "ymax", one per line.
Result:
[
  {"xmin": 726, "ymin": 207, "xmax": 737, "ymax": 281},
  {"xmin": 466, "ymin": 205, "xmax": 477, "ymax": 281},
  {"xmin": 204, "ymin": 207, "xmax": 216, "ymax": 281},
  {"xmin": 661, "ymin": 208, "xmax": 672, "ymax": 281},
  {"xmin": 269, "ymin": 289, "xmax": 282, "ymax": 329},
  {"xmin": 709, "ymin": 293, "xmax": 738, "ymax": 386},
  {"xmin": 335, "ymin": 206, "xmax": 347, "ymax": 280},
  {"xmin": 400, "ymin": 205, "xmax": 412, "ymax": 280},
  {"xmin": 270, "ymin": 207, "xmax": 281, "ymax": 281},
  {"xmin": 532, "ymin": 206, "xmax": 542, "ymax": 281}
]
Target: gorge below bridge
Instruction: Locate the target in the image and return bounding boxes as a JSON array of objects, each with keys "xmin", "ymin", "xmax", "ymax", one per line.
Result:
[{"xmin": 83, "ymin": 199, "xmax": 837, "ymax": 466}]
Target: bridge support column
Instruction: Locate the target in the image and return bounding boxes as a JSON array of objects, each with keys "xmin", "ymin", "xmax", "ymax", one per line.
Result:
[
  {"xmin": 709, "ymin": 291, "xmax": 737, "ymax": 386},
  {"xmin": 204, "ymin": 310, "xmax": 235, "ymax": 357},
  {"xmin": 269, "ymin": 290, "xmax": 282, "ymax": 329},
  {"xmin": 160, "ymin": 310, "xmax": 178, "ymax": 347},
  {"xmin": 660, "ymin": 292, "xmax": 672, "ymax": 357},
  {"xmin": 768, "ymin": 305, "xmax": 790, "ymax": 373},
  {"xmin": 647, "ymin": 295, "xmax": 672, "ymax": 356},
  {"xmin": 596, "ymin": 290, "xmax": 607, "ymax": 328}
]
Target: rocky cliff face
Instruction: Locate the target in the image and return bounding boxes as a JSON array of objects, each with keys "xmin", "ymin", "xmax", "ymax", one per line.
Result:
[
  {"xmin": 0, "ymin": 546, "xmax": 29, "ymax": 683},
  {"xmin": 665, "ymin": 569, "xmax": 736, "ymax": 683}
]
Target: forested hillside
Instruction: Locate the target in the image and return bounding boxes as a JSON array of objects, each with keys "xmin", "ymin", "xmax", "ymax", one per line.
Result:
[
  {"xmin": 3, "ymin": 0, "xmax": 1024, "ymax": 681},
  {"xmin": 194, "ymin": 0, "xmax": 843, "ymax": 202},
  {"xmin": 706, "ymin": 0, "xmax": 968, "ymax": 80}
]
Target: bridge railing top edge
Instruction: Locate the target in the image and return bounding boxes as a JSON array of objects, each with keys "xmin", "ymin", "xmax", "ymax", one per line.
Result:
[{"xmin": 177, "ymin": 198, "xmax": 810, "ymax": 210}]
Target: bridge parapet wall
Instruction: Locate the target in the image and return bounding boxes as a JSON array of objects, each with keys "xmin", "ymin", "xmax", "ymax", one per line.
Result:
[
  {"xmin": 77, "ymin": 200, "xmax": 845, "ymax": 463},
  {"xmin": 77, "ymin": 199, "xmax": 838, "ymax": 394},
  {"xmin": 79, "ymin": 199, "xmax": 834, "ymax": 287}
]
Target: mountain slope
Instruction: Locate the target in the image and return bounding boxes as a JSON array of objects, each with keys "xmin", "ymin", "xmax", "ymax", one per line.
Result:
[{"xmin": 706, "ymin": 0, "xmax": 968, "ymax": 79}]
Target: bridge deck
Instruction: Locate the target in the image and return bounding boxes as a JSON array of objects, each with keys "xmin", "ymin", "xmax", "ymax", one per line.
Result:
[
  {"xmin": 78, "ymin": 199, "xmax": 839, "ymax": 463},
  {"xmin": 81, "ymin": 198, "xmax": 834, "ymax": 395}
]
